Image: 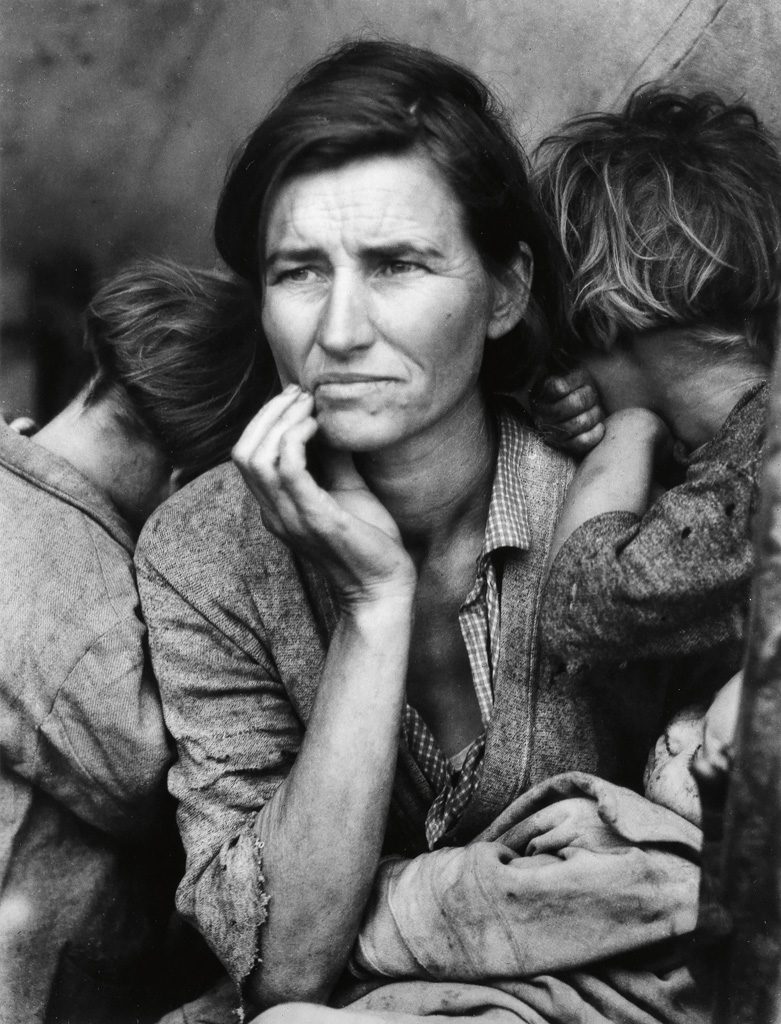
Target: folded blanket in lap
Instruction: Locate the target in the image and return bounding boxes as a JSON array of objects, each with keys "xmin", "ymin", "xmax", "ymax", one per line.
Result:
[
  {"xmin": 245, "ymin": 966, "xmax": 707, "ymax": 1024},
  {"xmin": 345, "ymin": 969, "xmax": 706, "ymax": 1023}
]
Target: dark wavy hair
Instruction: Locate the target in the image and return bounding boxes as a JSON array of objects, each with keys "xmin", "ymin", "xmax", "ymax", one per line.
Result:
[
  {"xmin": 535, "ymin": 85, "xmax": 781, "ymax": 364},
  {"xmin": 84, "ymin": 259, "xmax": 275, "ymax": 478},
  {"xmin": 215, "ymin": 39, "xmax": 565, "ymax": 392}
]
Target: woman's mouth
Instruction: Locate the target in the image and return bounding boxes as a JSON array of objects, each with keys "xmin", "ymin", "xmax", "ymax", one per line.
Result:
[{"xmin": 314, "ymin": 376, "xmax": 396, "ymax": 399}]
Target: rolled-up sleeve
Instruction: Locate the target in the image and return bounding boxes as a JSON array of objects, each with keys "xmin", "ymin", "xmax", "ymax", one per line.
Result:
[
  {"xmin": 136, "ymin": 534, "xmax": 304, "ymax": 986},
  {"xmin": 540, "ymin": 449, "xmax": 757, "ymax": 668}
]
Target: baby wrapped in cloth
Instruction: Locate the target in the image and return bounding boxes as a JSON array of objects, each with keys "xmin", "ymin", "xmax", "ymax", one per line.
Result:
[
  {"xmin": 321, "ymin": 693, "xmax": 723, "ymax": 1024},
  {"xmin": 170, "ymin": 698, "xmax": 723, "ymax": 1024}
]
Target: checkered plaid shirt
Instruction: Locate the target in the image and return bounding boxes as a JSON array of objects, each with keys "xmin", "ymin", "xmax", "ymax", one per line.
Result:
[{"xmin": 402, "ymin": 410, "xmax": 531, "ymax": 848}]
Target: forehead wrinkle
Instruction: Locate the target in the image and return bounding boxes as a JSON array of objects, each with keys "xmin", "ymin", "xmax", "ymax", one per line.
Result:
[{"xmin": 265, "ymin": 160, "xmax": 466, "ymax": 261}]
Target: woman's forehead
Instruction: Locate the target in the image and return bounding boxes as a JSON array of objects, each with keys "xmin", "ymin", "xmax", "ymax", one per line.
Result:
[{"xmin": 262, "ymin": 152, "xmax": 470, "ymax": 259}]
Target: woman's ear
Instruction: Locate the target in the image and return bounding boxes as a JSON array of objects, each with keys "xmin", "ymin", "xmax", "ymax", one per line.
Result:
[{"xmin": 487, "ymin": 243, "xmax": 533, "ymax": 340}]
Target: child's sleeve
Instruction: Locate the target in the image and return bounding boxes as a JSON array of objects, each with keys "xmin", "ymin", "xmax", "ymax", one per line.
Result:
[{"xmin": 540, "ymin": 442, "xmax": 759, "ymax": 669}]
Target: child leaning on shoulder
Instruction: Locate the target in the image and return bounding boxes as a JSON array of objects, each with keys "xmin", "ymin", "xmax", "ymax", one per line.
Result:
[{"xmin": 531, "ymin": 86, "xmax": 781, "ymax": 718}]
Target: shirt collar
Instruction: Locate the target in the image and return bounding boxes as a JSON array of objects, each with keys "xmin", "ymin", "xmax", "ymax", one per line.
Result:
[
  {"xmin": 482, "ymin": 407, "xmax": 531, "ymax": 558},
  {"xmin": 0, "ymin": 422, "xmax": 137, "ymax": 553}
]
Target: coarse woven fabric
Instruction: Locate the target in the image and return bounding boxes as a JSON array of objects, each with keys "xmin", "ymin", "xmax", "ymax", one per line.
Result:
[
  {"xmin": 0, "ymin": 423, "xmax": 176, "ymax": 1024},
  {"xmin": 135, "ymin": 406, "xmax": 674, "ymax": 992},
  {"xmin": 540, "ymin": 383, "xmax": 767, "ymax": 690}
]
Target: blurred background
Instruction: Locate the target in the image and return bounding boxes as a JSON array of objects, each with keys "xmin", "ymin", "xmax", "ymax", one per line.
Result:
[{"xmin": 2, "ymin": 0, "xmax": 780, "ymax": 423}]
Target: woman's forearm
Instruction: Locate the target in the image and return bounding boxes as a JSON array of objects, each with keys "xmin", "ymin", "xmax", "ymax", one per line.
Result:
[{"xmin": 245, "ymin": 592, "xmax": 414, "ymax": 1011}]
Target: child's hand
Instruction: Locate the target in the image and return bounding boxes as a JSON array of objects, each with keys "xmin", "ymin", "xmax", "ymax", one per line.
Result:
[
  {"xmin": 530, "ymin": 368, "xmax": 605, "ymax": 455},
  {"xmin": 694, "ymin": 671, "xmax": 742, "ymax": 785}
]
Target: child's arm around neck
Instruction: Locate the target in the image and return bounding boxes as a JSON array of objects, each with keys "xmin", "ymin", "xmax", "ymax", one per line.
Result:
[
  {"xmin": 546, "ymin": 407, "xmax": 670, "ymax": 571},
  {"xmin": 538, "ymin": 385, "xmax": 763, "ymax": 672}
]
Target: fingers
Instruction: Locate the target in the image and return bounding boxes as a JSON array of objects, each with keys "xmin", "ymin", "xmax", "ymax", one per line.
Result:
[
  {"xmin": 233, "ymin": 389, "xmax": 313, "ymax": 487},
  {"xmin": 530, "ymin": 370, "xmax": 606, "ymax": 457},
  {"xmin": 276, "ymin": 421, "xmax": 345, "ymax": 531},
  {"xmin": 701, "ymin": 670, "xmax": 742, "ymax": 765},
  {"xmin": 556, "ymin": 421, "xmax": 606, "ymax": 456},
  {"xmin": 534, "ymin": 382, "xmax": 601, "ymax": 425},
  {"xmin": 535, "ymin": 412, "xmax": 605, "ymax": 456},
  {"xmin": 232, "ymin": 384, "xmax": 308, "ymax": 465},
  {"xmin": 233, "ymin": 386, "xmax": 323, "ymax": 531},
  {"xmin": 231, "ymin": 385, "xmax": 414, "ymax": 596},
  {"xmin": 277, "ymin": 417, "xmax": 319, "ymax": 483},
  {"xmin": 548, "ymin": 404, "xmax": 604, "ymax": 437},
  {"xmin": 692, "ymin": 671, "xmax": 743, "ymax": 793},
  {"xmin": 233, "ymin": 389, "xmax": 358, "ymax": 550},
  {"xmin": 693, "ymin": 742, "xmax": 731, "ymax": 786},
  {"xmin": 521, "ymin": 798, "xmax": 599, "ymax": 855},
  {"xmin": 534, "ymin": 367, "xmax": 594, "ymax": 402}
]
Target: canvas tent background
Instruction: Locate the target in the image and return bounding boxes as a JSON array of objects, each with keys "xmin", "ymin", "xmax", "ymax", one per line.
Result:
[{"xmin": 2, "ymin": 0, "xmax": 780, "ymax": 415}]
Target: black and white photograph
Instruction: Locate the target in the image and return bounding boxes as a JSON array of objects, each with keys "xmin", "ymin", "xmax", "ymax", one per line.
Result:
[{"xmin": 3, "ymin": 2, "xmax": 781, "ymax": 1022}]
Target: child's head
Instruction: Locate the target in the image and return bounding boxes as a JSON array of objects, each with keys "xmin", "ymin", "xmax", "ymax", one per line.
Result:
[
  {"xmin": 83, "ymin": 259, "xmax": 275, "ymax": 481},
  {"xmin": 643, "ymin": 671, "xmax": 742, "ymax": 827},
  {"xmin": 535, "ymin": 86, "xmax": 781, "ymax": 367},
  {"xmin": 643, "ymin": 703, "xmax": 706, "ymax": 826}
]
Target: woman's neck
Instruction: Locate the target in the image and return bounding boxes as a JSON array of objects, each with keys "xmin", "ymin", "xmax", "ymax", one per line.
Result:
[
  {"xmin": 354, "ymin": 390, "xmax": 496, "ymax": 558},
  {"xmin": 33, "ymin": 392, "xmax": 172, "ymax": 528}
]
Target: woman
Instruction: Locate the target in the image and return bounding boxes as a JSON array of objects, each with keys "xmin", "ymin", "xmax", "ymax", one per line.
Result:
[{"xmin": 136, "ymin": 42, "xmax": 699, "ymax": 1022}]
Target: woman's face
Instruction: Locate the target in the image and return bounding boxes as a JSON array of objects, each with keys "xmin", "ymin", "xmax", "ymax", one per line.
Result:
[{"xmin": 260, "ymin": 151, "xmax": 524, "ymax": 452}]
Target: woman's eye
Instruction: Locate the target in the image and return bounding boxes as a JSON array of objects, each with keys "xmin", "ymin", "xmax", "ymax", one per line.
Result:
[
  {"xmin": 379, "ymin": 260, "xmax": 422, "ymax": 277},
  {"xmin": 275, "ymin": 267, "xmax": 316, "ymax": 284}
]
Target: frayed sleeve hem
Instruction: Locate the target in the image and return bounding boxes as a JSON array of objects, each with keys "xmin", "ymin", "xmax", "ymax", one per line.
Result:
[{"xmin": 187, "ymin": 821, "xmax": 271, "ymax": 993}]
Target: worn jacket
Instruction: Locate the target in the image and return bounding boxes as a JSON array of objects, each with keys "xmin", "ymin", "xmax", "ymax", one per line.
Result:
[
  {"xmin": 136, "ymin": 415, "xmax": 673, "ymax": 989},
  {"xmin": 540, "ymin": 383, "xmax": 767, "ymax": 694},
  {"xmin": 0, "ymin": 424, "xmax": 175, "ymax": 1024}
]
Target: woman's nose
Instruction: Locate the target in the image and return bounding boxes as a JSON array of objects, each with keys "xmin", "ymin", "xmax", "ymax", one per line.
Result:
[{"xmin": 317, "ymin": 271, "xmax": 373, "ymax": 356}]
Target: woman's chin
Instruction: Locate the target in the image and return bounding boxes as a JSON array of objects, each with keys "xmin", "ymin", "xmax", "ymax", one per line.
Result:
[{"xmin": 315, "ymin": 410, "xmax": 405, "ymax": 453}]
